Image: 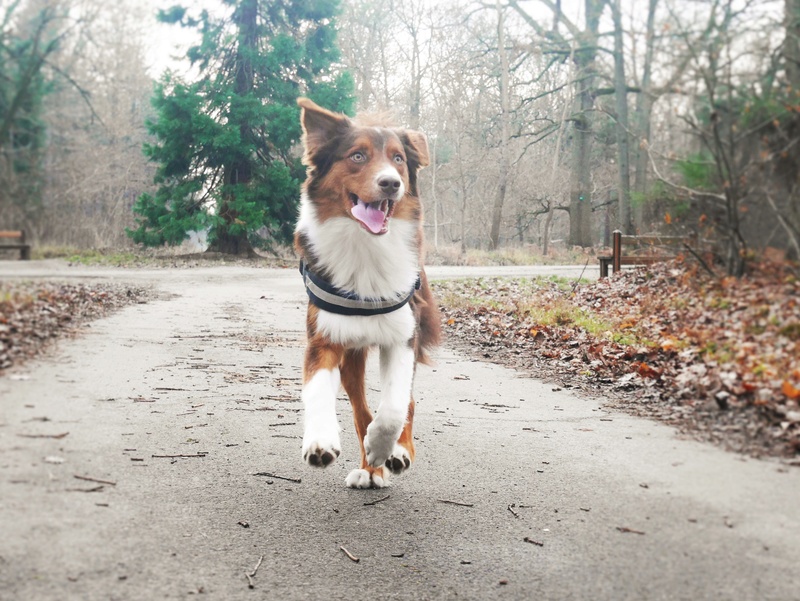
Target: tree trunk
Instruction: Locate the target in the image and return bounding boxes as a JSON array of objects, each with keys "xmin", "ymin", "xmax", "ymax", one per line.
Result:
[
  {"xmin": 489, "ymin": 0, "xmax": 510, "ymax": 250},
  {"xmin": 786, "ymin": 0, "xmax": 800, "ymax": 89},
  {"xmin": 211, "ymin": 225, "xmax": 254, "ymax": 256},
  {"xmin": 611, "ymin": 0, "xmax": 633, "ymax": 234},
  {"xmin": 542, "ymin": 198, "xmax": 555, "ymax": 255},
  {"xmin": 568, "ymin": 69, "xmax": 593, "ymax": 247},
  {"xmin": 631, "ymin": 0, "xmax": 658, "ymax": 229},
  {"xmin": 207, "ymin": 0, "xmax": 257, "ymax": 256},
  {"xmin": 568, "ymin": 112, "xmax": 592, "ymax": 248},
  {"xmin": 431, "ymin": 134, "xmax": 438, "ymax": 250},
  {"xmin": 567, "ymin": 0, "xmax": 603, "ymax": 248}
]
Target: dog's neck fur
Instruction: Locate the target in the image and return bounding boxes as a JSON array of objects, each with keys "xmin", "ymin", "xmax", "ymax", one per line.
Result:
[{"xmin": 296, "ymin": 193, "xmax": 420, "ymax": 300}]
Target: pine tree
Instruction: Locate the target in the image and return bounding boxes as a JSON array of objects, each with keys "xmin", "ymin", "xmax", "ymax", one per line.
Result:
[{"xmin": 128, "ymin": 0, "xmax": 354, "ymax": 255}]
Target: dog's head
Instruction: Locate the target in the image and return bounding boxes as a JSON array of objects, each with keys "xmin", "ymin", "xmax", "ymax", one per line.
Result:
[{"xmin": 297, "ymin": 97, "xmax": 429, "ymax": 236}]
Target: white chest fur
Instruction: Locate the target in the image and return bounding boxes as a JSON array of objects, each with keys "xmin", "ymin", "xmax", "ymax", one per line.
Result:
[
  {"xmin": 296, "ymin": 195, "xmax": 419, "ymax": 300},
  {"xmin": 296, "ymin": 195, "xmax": 420, "ymax": 348},
  {"xmin": 316, "ymin": 304, "xmax": 415, "ymax": 348}
]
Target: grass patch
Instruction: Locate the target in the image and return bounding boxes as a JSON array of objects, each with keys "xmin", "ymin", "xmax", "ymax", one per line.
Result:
[
  {"xmin": 65, "ymin": 249, "xmax": 143, "ymax": 266},
  {"xmin": 32, "ymin": 245, "xmax": 148, "ymax": 266},
  {"xmin": 426, "ymin": 244, "xmax": 591, "ymax": 266},
  {"xmin": 434, "ymin": 277, "xmax": 618, "ymax": 339}
]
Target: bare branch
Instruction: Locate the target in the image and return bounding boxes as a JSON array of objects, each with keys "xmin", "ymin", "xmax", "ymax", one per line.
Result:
[{"xmin": 644, "ymin": 141, "xmax": 727, "ymax": 202}]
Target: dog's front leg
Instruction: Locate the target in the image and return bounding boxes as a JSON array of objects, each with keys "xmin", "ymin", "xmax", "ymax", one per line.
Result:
[
  {"xmin": 301, "ymin": 343, "xmax": 344, "ymax": 467},
  {"xmin": 364, "ymin": 343, "xmax": 414, "ymax": 470}
]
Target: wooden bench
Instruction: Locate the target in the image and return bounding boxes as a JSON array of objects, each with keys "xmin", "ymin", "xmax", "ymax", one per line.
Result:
[
  {"xmin": 599, "ymin": 230, "xmax": 696, "ymax": 278},
  {"xmin": 0, "ymin": 230, "xmax": 32, "ymax": 260}
]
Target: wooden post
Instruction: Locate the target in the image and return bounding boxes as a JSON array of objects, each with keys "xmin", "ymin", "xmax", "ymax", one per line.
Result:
[{"xmin": 612, "ymin": 230, "xmax": 622, "ymax": 275}]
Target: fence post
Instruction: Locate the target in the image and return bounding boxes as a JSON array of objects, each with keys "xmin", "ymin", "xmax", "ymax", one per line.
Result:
[{"xmin": 612, "ymin": 230, "xmax": 622, "ymax": 275}]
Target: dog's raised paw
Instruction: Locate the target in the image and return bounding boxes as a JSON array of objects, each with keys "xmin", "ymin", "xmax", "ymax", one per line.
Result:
[
  {"xmin": 384, "ymin": 444, "xmax": 412, "ymax": 474},
  {"xmin": 364, "ymin": 420, "xmax": 401, "ymax": 468},
  {"xmin": 345, "ymin": 468, "xmax": 388, "ymax": 489},
  {"xmin": 302, "ymin": 442, "xmax": 341, "ymax": 468}
]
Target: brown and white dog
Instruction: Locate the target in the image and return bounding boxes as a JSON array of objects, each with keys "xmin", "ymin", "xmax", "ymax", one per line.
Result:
[{"xmin": 294, "ymin": 98, "xmax": 440, "ymax": 489}]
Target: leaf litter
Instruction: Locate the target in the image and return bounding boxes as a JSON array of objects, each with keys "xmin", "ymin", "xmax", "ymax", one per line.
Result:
[
  {"xmin": 434, "ymin": 260, "xmax": 800, "ymax": 460},
  {"xmin": 0, "ymin": 281, "xmax": 150, "ymax": 373}
]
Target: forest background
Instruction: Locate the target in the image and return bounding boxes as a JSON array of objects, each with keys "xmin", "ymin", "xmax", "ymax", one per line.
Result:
[{"xmin": 2, "ymin": 0, "xmax": 800, "ymax": 276}]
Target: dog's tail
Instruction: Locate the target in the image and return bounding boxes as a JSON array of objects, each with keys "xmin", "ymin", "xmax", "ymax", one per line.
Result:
[{"xmin": 411, "ymin": 268, "xmax": 441, "ymax": 365}]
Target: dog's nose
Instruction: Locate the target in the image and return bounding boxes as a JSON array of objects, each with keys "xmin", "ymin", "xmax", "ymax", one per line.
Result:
[{"xmin": 378, "ymin": 175, "xmax": 402, "ymax": 195}]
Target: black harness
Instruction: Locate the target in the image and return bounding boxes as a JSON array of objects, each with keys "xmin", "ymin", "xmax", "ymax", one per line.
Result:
[{"xmin": 299, "ymin": 260, "xmax": 420, "ymax": 317}]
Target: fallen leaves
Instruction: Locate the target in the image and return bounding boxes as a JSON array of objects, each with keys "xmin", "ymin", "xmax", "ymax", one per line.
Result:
[
  {"xmin": 782, "ymin": 380, "xmax": 800, "ymax": 400},
  {"xmin": 0, "ymin": 282, "xmax": 149, "ymax": 373},
  {"xmin": 435, "ymin": 260, "xmax": 800, "ymax": 459}
]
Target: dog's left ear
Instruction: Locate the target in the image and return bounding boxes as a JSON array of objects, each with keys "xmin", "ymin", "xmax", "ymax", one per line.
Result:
[{"xmin": 400, "ymin": 130, "xmax": 430, "ymax": 169}]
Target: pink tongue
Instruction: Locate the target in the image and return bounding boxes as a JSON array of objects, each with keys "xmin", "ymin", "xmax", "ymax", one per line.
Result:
[{"xmin": 351, "ymin": 201, "xmax": 386, "ymax": 233}]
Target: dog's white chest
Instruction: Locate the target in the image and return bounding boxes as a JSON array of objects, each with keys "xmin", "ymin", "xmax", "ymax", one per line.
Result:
[
  {"xmin": 296, "ymin": 205, "xmax": 419, "ymax": 298},
  {"xmin": 316, "ymin": 305, "xmax": 415, "ymax": 348}
]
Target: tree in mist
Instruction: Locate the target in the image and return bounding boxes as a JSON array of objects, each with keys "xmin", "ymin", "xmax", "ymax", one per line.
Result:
[
  {"xmin": 128, "ymin": 0, "xmax": 354, "ymax": 255},
  {"xmin": 38, "ymin": 0, "xmax": 155, "ymax": 248},
  {"xmin": 644, "ymin": 0, "xmax": 800, "ymax": 275},
  {"xmin": 510, "ymin": 0, "xmax": 606, "ymax": 248},
  {"xmin": 0, "ymin": 1, "xmax": 64, "ymax": 231}
]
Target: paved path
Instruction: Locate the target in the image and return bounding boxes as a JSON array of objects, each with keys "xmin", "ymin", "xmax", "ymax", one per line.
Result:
[{"xmin": 0, "ymin": 263, "xmax": 798, "ymax": 600}]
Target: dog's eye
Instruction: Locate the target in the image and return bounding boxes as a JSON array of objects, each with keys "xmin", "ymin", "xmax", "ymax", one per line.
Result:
[
  {"xmin": 351, "ymin": 152, "xmax": 367, "ymax": 163},
  {"xmin": 393, "ymin": 153, "xmax": 405, "ymax": 164}
]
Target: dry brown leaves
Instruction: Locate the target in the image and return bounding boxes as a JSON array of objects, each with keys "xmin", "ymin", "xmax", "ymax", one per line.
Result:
[
  {"xmin": 435, "ymin": 260, "xmax": 800, "ymax": 460},
  {"xmin": 0, "ymin": 282, "xmax": 149, "ymax": 372}
]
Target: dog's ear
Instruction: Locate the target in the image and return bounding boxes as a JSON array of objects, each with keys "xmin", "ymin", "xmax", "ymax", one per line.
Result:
[
  {"xmin": 400, "ymin": 130, "xmax": 430, "ymax": 169},
  {"xmin": 297, "ymin": 98, "xmax": 348, "ymax": 164}
]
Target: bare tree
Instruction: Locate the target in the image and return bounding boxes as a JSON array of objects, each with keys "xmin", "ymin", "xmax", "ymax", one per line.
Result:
[
  {"xmin": 489, "ymin": 0, "xmax": 511, "ymax": 249},
  {"xmin": 611, "ymin": 0, "xmax": 632, "ymax": 234},
  {"xmin": 510, "ymin": 0, "xmax": 607, "ymax": 248},
  {"xmin": 38, "ymin": 0, "xmax": 154, "ymax": 247}
]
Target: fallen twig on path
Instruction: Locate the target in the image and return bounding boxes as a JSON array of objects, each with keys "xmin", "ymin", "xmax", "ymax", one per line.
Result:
[
  {"xmin": 253, "ymin": 472, "xmax": 301, "ymax": 483},
  {"xmin": 74, "ymin": 474, "xmax": 117, "ymax": 486},
  {"xmin": 151, "ymin": 453, "xmax": 208, "ymax": 459},
  {"xmin": 437, "ymin": 499, "xmax": 474, "ymax": 507},
  {"xmin": 67, "ymin": 485, "xmax": 105, "ymax": 492},
  {"xmin": 523, "ymin": 537, "xmax": 544, "ymax": 546},
  {"xmin": 507, "ymin": 505, "xmax": 520, "ymax": 518},
  {"xmin": 363, "ymin": 495, "xmax": 390, "ymax": 506},
  {"xmin": 18, "ymin": 432, "xmax": 69, "ymax": 439},
  {"xmin": 616, "ymin": 526, "xmax": 646, "ymax": 535},
  {"xmin": 245, "ymin": 554, "xmax": 264, "ymax": 589},
  {"xmin": 339, "ymin": 546, "xmax": 360, "ymax": 563}
]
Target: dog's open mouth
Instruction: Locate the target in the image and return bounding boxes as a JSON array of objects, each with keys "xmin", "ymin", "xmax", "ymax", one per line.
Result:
[{"xmin": 350, "ymin": 194, "xmax": 395, "ymax": 235}]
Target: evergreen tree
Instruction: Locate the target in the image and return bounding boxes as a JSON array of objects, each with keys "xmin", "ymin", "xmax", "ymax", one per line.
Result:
[{"xmin": 128, "ymin": 0, "xmax": 354, "ymax": 254}]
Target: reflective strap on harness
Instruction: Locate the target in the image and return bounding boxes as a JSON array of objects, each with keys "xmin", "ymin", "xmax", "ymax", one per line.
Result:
[{"xmin": 299, "ymin": 260, "xmax": 420, "ymax": 317}]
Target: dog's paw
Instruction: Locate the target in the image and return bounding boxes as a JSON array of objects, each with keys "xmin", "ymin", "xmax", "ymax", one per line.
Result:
[
  {"xmin": 384, "ymin": 443, "xmax": 412, "ymax": 474},
  {"xmin": 302, "ymin": 411, "xmax": 341, "ymax": 468},
  {"xmin": 302, "ymin": 439, "xmax": 341, "ymax": 468},
  {"xmin": 364, "ymin": 420, "xmax": 401, "ymax": 468},
  {"xmin": 345, "ymin": 468, "xmax": 388, "ymax": 489}
]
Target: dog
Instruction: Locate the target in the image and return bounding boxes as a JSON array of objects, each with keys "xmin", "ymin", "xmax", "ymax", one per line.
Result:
[{"xmin": 294, "ymin": 97, "xmax": 440, "ymax": 489}]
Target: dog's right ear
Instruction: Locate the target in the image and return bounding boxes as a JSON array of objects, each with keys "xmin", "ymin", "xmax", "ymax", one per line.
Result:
[{"xmin": 298, "ymin": 98, "xmax": 348, "ymax": 165}]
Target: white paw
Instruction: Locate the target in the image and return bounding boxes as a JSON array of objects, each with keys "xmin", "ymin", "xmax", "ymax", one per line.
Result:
[
  {"xmin": 302, "ymin": 430, "xmax": 341, "ymax": 468},
  {"xmin": 384, "ymin": 444, "xmax": 412, "ymax": 474},
  {"xmin": 364, "ymin": 419, "xmax": 402, "ymax": 468},
  {"xmin": 345, "ymin": 468, "xmax": 388, "ymax": 489}
]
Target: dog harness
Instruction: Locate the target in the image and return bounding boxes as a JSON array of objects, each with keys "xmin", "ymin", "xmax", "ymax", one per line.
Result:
[{"xmin": 300, "ymin": 260, "xmax": 420, "ymax": 317}]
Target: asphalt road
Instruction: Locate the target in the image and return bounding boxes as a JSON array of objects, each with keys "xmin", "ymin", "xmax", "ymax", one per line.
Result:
[{"xmin": 1, "ymin": 262, "xmax": 798, "ymax": 601}]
